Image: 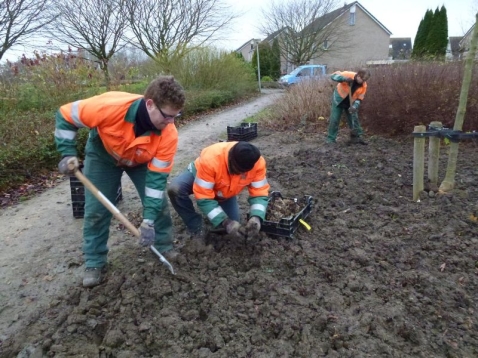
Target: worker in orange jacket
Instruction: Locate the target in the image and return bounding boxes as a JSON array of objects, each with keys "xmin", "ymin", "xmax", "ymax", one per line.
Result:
[
  {"xmin": 326, "ymin": 69, "xmax": 370, "ymax": 145},
  {"xmin": 167, "ymin": 141, "xmax": 270, "ymax": 242},
  {"xmin": 55, "ymin": 76, "xmax": 185, "ymax": 288}
]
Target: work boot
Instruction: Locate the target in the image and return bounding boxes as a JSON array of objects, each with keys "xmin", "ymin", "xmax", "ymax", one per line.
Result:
[
  {"xmin": 347, "ymin": 136, "xmax": 368, "ymax": 146},
  {"xmin": 190, "ymin": 229, "xmax": 206, "ymax": 245},
  {"xmin": 83, "ymin": 267, "xmax": 107, "ymax": 288}
]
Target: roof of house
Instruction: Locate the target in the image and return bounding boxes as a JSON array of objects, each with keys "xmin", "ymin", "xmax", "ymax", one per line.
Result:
[
  {"xmin": 235, "ymin": 38, "xmax": 260, "ymax": 53},
  {"xmin": 305, "ymin": 1, "xmax": 392, "ymax": 35}
]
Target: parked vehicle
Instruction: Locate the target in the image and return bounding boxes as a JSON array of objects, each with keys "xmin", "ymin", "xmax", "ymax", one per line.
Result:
[{"xmin": 278, "ymin": 65, "xmax": 327, "ymax": 88}]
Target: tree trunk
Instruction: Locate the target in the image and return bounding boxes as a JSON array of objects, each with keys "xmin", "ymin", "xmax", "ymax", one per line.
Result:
[{"xmin": 439, "ymin": 13, "xmax": 478, "ymax": 192}]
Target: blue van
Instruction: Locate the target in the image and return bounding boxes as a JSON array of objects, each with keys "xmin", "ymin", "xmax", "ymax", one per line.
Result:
[{"xmin": 278, "ymin": 65, "xmax": 327, "ymax": 88}]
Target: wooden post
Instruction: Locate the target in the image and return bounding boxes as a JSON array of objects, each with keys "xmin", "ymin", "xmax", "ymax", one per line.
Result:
[
  {"xmin": 413, "ymin": 125, "xmax": 426, "ymax": 201},
  {"xmin": 428, "ymin": 121, "xmax": 442, "ymax": 186}
]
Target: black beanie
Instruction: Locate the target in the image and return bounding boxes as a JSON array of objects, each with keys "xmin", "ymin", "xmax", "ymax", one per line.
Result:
[{"xmin": 230, "ymin": 142, "xmax": 261, "ymax": 172}]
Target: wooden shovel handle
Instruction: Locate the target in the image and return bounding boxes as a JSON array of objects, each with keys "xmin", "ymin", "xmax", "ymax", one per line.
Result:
[{"xmin": 71, "ymin": 168, "xmax": 141, "ymax": 237}]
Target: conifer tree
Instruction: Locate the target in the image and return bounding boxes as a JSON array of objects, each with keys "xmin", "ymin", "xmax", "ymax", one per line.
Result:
[
  {"xmin": 270, "ymin": 39, "xmax": 281, "ymax": 80},
  {"xmin": 412, "ymin": 9, "xmax": 434, "ymax": 59}
]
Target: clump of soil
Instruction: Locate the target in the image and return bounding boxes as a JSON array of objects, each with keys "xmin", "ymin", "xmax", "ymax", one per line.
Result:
[{"xmin": 2, "ymin": 131, "xmax": 478, "ymax": 358}]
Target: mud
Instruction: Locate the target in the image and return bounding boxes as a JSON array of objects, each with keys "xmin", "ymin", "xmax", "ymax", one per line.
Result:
[{"xmin": 2, "ymin": 106, "xmax": 478, "ymax": 357}]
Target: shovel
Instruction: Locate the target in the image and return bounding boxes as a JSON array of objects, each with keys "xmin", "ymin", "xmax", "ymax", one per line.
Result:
[{"xmin": 68, "ymin": 163, "xmax": 175, "ymax": 275}]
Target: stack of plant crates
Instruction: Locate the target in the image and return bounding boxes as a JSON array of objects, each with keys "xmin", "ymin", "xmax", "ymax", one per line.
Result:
[
  {"xmin": 227, "ymin": 122, "xmax": 258, "ymax": 142},
  {"xmin": 70, "ymin": 166, "xmax": 123, "ymax": 219},
  {"xmin": 260, "ymin": 191, "xmax": 314, "ymax": 239}
]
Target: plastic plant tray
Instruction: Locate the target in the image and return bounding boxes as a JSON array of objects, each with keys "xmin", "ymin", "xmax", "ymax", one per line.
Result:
[
  {"xmin": 69, "ymin": 166, "xmax": 122, "ymax": 219},
  {"xmin": 261, "ymin": 191, "xmax": 314, "ymax": 238},
  {"xmin": 227, "ymin": 122, "xmax": 258, "ymax": 141}
]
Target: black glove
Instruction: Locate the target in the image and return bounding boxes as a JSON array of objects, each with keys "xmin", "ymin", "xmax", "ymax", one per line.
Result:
[
  {"xmin": 139, "ymin": 219, "xmax": 155, "ymax": 247},
  {"xmin": 245, "ymin": 216, "xmax": 261, "ymax": 237},
  {"xmin": 344, "ymin": 77, "xmax": 354, "ymax": 85},
  {"xmin": 222, "ymin": 219, "xmax": 246, "ymax": 239},
  {"xmin": 58, "ymin": 156, "xmax": 79, "ymax": 175},
  {"xmin": 348, "ymin": 106, "xmax": 357, "ymax": 114}
]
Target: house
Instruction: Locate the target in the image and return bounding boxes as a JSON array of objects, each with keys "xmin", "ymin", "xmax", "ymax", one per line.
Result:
[
  {"xmin": 459, "ymin": 24, "xmax": 476, "ymax": 59},
  {"xmin": 235, "ymin": 39, "xmax": 261, "ymax": 62},
  {"xmin": 389, "ymin": 38, "xmax": 412, "ymax": 60},
  {"xmin": 236, "ymin": 1, "xmax": 391, "ymax": 74},
  {"xmin": 446, "ymin": 36, "xmax": 464, "ymax": 61},
  {"xmin": 300, "ymin": 1, "xmax": 391, "ymax": 72}
]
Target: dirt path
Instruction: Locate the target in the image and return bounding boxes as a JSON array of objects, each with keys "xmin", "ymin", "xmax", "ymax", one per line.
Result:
[{"xmin": 0, "ymin": 89, "xmax": 284, "ymax": 344}]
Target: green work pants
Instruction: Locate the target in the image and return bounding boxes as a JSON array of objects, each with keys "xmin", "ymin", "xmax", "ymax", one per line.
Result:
[
  {"xmin": 82, "ymin": 129, "xmax": 173, "ymax": 268},
  {"xmin": 326, "ymin": 104, "xmax": 364, "ymax": 143}
]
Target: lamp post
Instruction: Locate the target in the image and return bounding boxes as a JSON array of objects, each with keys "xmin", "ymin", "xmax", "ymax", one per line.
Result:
[{"xmin": 251, "ymin": 39, "xmax": 261, "ymax": 92}]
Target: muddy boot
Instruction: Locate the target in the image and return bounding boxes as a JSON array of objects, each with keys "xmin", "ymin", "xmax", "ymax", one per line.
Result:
[
  {"xmin": 83, "ymin": 267, "xmax": 107, "ymax": 288},
  {"xmin": 190, "ymin": 229, "xmax": 207, "ymax": 246}
]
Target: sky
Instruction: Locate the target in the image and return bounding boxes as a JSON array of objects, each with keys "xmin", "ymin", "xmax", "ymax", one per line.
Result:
[
  {"xmin": 2, "ymin": 0, "xmax": 477, "ymax": 63},
  {"xmin": 221, "ymin": 0, "xmax": 477, "ymax": 50}
]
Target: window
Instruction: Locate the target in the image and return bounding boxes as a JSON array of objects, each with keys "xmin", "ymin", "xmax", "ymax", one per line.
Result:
[
  {"xmin": 349, "ymin": 5, "xmax": 356, "ymax": 26},
  {"xmin": 323, "ymin": 39, "xmax": 328, "ymax": 50}
]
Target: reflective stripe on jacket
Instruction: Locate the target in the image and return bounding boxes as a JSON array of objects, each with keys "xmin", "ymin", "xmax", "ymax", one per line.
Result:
[
  {"xmin": 54, "ymin": 91, "xmax": 178, "ymax": 221},
  {"xmin": 190, "ymin": 142, "xmax": 270, "ymax": 227},
  {"xmin": 330, "ymin": 71, "xmax": 367, "ymax": 108}
]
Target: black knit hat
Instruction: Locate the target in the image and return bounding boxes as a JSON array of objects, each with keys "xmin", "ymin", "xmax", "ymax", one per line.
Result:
[{"xmin": 230, "ymin": 142, "xmax": 261, "ymax": 172}]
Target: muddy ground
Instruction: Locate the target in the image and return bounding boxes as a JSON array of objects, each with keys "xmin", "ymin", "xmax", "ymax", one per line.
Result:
[{"xmin": 1, "ymin": 95, "xmax": 478, "ymax": 357}]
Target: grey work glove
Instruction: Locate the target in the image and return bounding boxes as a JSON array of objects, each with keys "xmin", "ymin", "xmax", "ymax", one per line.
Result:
[
  {"xmin": 58, "ymin": 156, "xmax": 79, "ymax": 175},
  {"xmin": 348, "ymin": 106, "xmax": 357, "ymax": 114},
  {"xmin": 139, "ymin": 219, "xmax": 155, "ymax": 247},
  {"xmin": 246, "ymin": 216, "xmax": 261, "ymax": 237},
  {"xmin": 222, "ymin": 218, "xmax": 246, "ymax": 239},
  {"xmin": 344, "ymin": 77, "xmax": 354, "ymax": 85}
]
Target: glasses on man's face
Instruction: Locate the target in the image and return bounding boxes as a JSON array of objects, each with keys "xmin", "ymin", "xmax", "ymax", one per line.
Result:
[{"xmin": 158, "ymin": 107, "xmax": 182, "ymax": 120}]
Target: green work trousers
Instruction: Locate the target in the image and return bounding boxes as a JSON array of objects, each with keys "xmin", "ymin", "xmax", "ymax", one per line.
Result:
[
  {"xmin": 82, "ymin": 129, "xmax": 173, "ymax": 268},
  {"xmin": 326, "ymin": 104, "xmax": 364, "ymax": 143}
]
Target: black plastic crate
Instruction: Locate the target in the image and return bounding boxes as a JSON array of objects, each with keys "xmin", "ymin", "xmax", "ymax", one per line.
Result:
[
  {"xmin": 260, "ymin": 191, "xmax": 314, "ymax": 238},
  {"xmin": 227, "ymin": 122, "xmax": 258, "ymax": 141},
  {"xmin": 70, "ymin": 168, "xmax": 122, "ymax": 219}
]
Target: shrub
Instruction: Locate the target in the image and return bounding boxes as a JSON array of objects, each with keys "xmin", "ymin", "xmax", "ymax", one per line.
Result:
[
  {"xmin": 261, "ymin": 76, "xmax": 273, "ymax": 82},
  {"xmin": 260, "ymin": 77, "xmax": 334, "ymax": 131},
  {"xmin": 0, "ymin": 51, "xmax": 103, "ymax": 112},
  {"xmin": 259, "ymin": 61, "xmax": 478, "ymax": 137},
  {"xmin": 361, "ymin": 61, "xmax": 478, "ymax": 135},
  {"xmin": 168, "ymin": 47, "xmax": 257, "ymax": 97}
]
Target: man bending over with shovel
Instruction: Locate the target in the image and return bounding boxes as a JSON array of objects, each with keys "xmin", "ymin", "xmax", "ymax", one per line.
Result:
[
  {"xmin": 55, "ymin": 76, "xmax": 185, "ymax": 287},
  {"xmin": 326, "ymin": 68, "xmax": 370, "ymax": 145},
  {"xmin": 168, "ymin": 141, "xmax": 270, "ymax": 244}
]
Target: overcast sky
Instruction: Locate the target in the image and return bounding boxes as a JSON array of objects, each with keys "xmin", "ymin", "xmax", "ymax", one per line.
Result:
[
  {"xmin": 220, "ymin": 0, "xmax": 477, "ymax": 50},
  {"xmin": 2, "ymin": 0, "xmax": 477, "ymax": 63}
]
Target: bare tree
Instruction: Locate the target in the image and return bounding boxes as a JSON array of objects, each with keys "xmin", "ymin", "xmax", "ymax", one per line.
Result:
[
  {"xmin": 48, "ymin": 0, "xmax": 128, "ymax": 88},
  {"xmin": 0, "ymin": 0, "xmax": 56, "ymax": 61},
  {"xmin": 124, "ymin": 0, "xmax": 236, "ymax": 72},
  {"xmin": 260, "ymin": 0, "xmax": 352, "ymax": 67}
]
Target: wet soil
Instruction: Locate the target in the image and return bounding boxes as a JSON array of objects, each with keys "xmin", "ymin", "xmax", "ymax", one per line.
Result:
[{"xmin": 1, "ymin": 97, "xmax": 478, "ymax": 357}]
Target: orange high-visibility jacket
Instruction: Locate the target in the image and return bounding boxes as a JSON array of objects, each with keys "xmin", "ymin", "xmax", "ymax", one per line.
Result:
[
  {"xmin": 331, "ymin": 71, "xmax": 367, "ymax": 107},
  {"xmin": 57, "ymin": 92, "xmax": 177, "ymax": 172},
  {"xmin": 55, "ymin": 91, "xmax": 178, "ymax": 221},
  {"xmin": 189, "ymin": 142, "xmax": 270, "ymax": 227}
]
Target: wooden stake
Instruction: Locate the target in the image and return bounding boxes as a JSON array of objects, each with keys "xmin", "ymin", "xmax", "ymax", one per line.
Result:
[
  {"xmin": 428, "ymin": 121, "xmax": 442, "ymax": 186},
  {"xmin": 413, "ymin": 125, "xmax": 426, "ymax": 201}
]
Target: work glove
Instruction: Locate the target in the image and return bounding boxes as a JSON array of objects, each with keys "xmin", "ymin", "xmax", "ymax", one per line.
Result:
[
  {"xmin": 348, "ymin": 106, "xmax": 357, "ymax": 114},
  {"xmin": 246, "ymin": 216, "xmax": 261, "ymax": 237},
  {"xmin": 139, "ymin": 219, "xmax": 155, "ymax": 247},
  {"xmin": 58, "ymin": 156, "xmax": 79, "ymax": 175},
  {"xmin": 344, "ymin": 77, "xmax": 354, "ymax": 85},
  {"xmin": 222, "ymin": 218, "xmax": 246, "ymax": 239}
]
